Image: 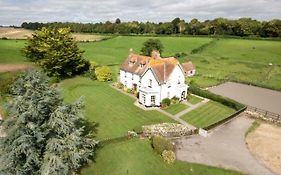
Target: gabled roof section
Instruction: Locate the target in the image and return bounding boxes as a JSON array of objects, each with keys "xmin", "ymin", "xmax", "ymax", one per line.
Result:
[
  {"xmin": 182, "ymin": 61, "xmax": 195, "ymax": 73},
  {"xmin": 120, "ymin": 51, "xmax": 188, "ymax": 84},
  {"xmin": 149, "ymin": 57, "xmax": 178, "ymax": 84},
  {"xmin": 120, "ymin": 54, "xmax": 152, "ymax": 75}
]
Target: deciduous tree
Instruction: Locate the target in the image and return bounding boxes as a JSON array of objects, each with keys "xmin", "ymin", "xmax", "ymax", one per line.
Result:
[
  {"xmin": 141, "ymin": 39, "xmax": 164, "ymax": 56},
  {"xmin": 23, "ymin": 27, "xmax": 90, "ymax": 78}
]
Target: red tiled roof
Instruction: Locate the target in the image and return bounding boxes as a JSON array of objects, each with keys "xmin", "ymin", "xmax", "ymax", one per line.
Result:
[
  {"xmin": 182, "ymin": 61, "xmax": 195, "ymax": 73},
  {"xmin": 121, "ymin": 53, "xmax": 186, "ymax": 84},
  {"xmin": 120, "ymin": 54, "xmax": 152, "ymax": 75}
]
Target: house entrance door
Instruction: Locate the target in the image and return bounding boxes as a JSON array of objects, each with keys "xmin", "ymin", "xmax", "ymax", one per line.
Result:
[
  {"xmin": 151, "ymin": 96, "xmax": 156, "ymax": 106},
  {"xmin": 181, "ymin": 91, "xmax": 185, "ymax": 100}
]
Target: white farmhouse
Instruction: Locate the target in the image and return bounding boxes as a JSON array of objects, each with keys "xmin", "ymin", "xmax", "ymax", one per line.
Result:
[{"xmin": 120, "ymin": 50, "xmax": 195, "ymax": 107}]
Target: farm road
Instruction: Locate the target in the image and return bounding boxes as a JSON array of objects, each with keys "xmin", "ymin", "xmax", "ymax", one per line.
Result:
[
  {"xmin": 175, "ymin": 115, "xmax": 276, "ymax": 175},
  {"xmin": 209, "ymin": 82, "xmax": 281, "ymax": 115}
]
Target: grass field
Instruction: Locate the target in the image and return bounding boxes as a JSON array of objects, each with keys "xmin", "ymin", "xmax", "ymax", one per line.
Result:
[
  {"xmin": 1, "ymin": 36, "xmax": 280, "ymax": 90},
  {"xmin": 0, "ymin": 40, "xmax": 27, "ymax": 64},
  {"xmin": 164, "ymin": 103, "xmax": 188, "ymax": 115},
  {"xmin": 181, "ymin": 101, "xmax": 235, "ymax": 128},
  {"xmin": 79, "ymin": 36, "xmax": 212, "ymax": 65},
  {"xmin": 189, "ymin": 38, "xmax": 281, "ymax": 89},
  {"xmin": 61, "ymin": 77, "xmax": 175, "ymax": 139},
  {"xmin": 81, "ymin": 139, "xmax": 242, "ymax": 175}
]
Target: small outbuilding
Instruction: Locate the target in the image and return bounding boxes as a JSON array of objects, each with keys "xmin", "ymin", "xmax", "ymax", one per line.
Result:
[{"xmin": 182, "ymin": 61, "xmax": 196, "ymax": 77}]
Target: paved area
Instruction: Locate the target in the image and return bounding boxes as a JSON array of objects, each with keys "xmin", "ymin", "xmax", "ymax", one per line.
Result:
[
  {"xmin": 175, "ymin": 115, "xmax": 276, "ymax": 175},
  {"xmin": 209, "ymin": 82, "xmax": 281, "ymax": 115},
  {"xmin": 177, "ymin": 98, "xmax": 209, "ymax": 118},
  {"xmin": 155, "ymin": 108, "xmax": 196, "ymax": 130}
]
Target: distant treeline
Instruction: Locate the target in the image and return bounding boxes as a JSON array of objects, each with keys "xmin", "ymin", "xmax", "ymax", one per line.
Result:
[{"xmin": 21, "ymin": 18, "xmax": 281, "ymax": 37}]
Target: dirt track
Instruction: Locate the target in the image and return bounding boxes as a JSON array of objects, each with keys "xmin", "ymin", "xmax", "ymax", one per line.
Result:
[
  {"xmin": 0, "ymin": 27, "xmax": 109, "ymax": 41},
  {"xmin": 246, "ymin": 123, "xmax": 281, "ymax": 175},
  {"xmin": 0, "ymin": 64, "xmax": 32, "ymax": 72}
]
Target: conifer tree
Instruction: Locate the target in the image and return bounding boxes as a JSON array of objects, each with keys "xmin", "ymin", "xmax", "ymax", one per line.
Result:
[{"xmin": 0, "ymin": 71, "xmax": 97, "ymax": 175}]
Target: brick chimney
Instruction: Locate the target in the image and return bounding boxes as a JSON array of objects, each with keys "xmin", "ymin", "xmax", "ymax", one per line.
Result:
[
  {"xmin": 129, "ymin": 48, "xmax": 133, "ymax": 55},
  {"xmin": 151, "ymin": 50, "xmax": 161, "ymax": 59}
]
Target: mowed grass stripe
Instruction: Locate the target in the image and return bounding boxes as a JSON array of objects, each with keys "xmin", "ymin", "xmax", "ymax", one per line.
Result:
[
  {"xmin": 181, "ymin": 101, "xmax": 235, "ymax": 128},
  {"xmin": 164, "ymin": 103, "xmax": 188, "ymax": 115},
  {"xmin": 61, "ymin": 77, "xmax": 176, "ymax": 139}
]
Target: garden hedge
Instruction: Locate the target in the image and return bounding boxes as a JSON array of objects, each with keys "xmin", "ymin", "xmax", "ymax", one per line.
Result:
[{"xmin": 189, "ymin": 82, "xmax": 245, "ymax": 110}]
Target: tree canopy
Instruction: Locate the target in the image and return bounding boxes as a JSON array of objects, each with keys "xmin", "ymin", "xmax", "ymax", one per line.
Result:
[
  {"xmin": 21, "ymin": 18, "xmax": 281, "ymax": 37},
  {"xmin": 0, "ymin": 71, "xmax": 97, "ymax": 175},
  {"xmin": 22, "ymin": 27, "xmax": 90, "ymax": 78},
  {"xmin": 141, "ymin": 39, "xmax": 164, "ymax": 56}
]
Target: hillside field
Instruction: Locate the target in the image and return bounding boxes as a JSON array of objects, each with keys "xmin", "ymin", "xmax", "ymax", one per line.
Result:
[{"xmin": 1, "ymin": 36, "xmax": 280, "ymax": 90}]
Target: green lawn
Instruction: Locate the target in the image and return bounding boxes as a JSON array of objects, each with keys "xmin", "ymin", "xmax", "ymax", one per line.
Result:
[
  {"xmin": 1, "ymin": 36, "xmax": 281, "ymax": 90},
  {"xmin": 187, "ymin": 95, "xmax": 203, "ymax": 105},
  {"xmin": 81, "ymin": 139, "xmax": 242, "ymax": 175},
  {"xmin": 0, "ymin": 40, "xmax": 27, "ymax": 64},
  {"xmin": 164, "ymin": 103, "xmax": 188, "ymax": 115},
  {"xmin": 181, "ymin": 101, "xmax": 235, "ymax": 128},
  {"xmin": 189, "ymin": 38, "xmax": 281, "ymax": 90},
  {"xmin": 61, "ymin": 77, "xmax": 175, "ymax": 139},
  {"xmin": 79, "ymin": 36, "xmax": 212, "ymax": 65}
]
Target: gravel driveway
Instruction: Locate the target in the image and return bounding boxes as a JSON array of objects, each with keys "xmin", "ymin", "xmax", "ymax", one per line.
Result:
[
  {"xmin": 209, "ymin": 82, "xmax": 281, "ymax": 115},
  {"xmin": 175, "ymin": 115, "xmax": 276, "ymax": 175}
]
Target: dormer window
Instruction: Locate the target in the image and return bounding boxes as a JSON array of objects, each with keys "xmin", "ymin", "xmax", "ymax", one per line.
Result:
[
  {"xmin": 149, "ymin": 79, "xmax": 152, "ymax": 88},
  {"xmin": 129, "ymin": 60, "xmax": 135, "ymax": 66}
]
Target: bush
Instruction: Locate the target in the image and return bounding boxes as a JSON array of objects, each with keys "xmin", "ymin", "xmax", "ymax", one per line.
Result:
[
  {"xmin": 116, "ymin": 82, "xmax": 124, "ymax": 89},
  {"xmin": 174, "ymin": 52, "xmax": 187, "ymax": 59},
  {"xmin": 95, "ymin": 66, "xmax": 112, "ymax": 82},
  {"xmin": 162, "ymin": 150, "xmax": 176, "ymax": 164},
  {"xmin": 0, "ymin": 73, "xmax": 19, "ymax": 95},
  {"xmin": 151, "ymin": 136, "xmax": 174, "ymax": 155},
  {"xmin": 161, "ymin": 98, "xmax": 171, "ymax": 108},
  {"xmin": 171, "ymin": 96, "xmax": 179, "ymax": 104}
]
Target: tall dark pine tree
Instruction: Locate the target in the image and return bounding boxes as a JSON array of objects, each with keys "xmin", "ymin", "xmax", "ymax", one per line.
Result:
[{"xmin": 0, "ymin": 71, "xmax": 97, "ymax": 175}]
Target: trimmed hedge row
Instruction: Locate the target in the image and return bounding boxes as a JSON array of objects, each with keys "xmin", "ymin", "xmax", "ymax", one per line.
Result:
[
  {"xmin": 190, "ymin": 39, "xmax": 218, "ymax": 54},
  {"xmin": 189, "ymin": 82, "xmax": 245, "ymax": 110}
]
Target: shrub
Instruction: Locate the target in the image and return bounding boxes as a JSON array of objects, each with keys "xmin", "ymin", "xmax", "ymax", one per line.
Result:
[
  {"xmin": 162, "ymin": 150, "xmax": 176, "ymax": 164},
  {"xmin": 171, "ymin": 96, "xmax": 179, "ymax": 104},
  {"xmin": 116, "ymin": 82, "xmax": 124, "ymax": 89},
  {"xmin": 174, "ymin": 52, "xmax": 187, "ymax": 59},
  {"xmin": 0, "ymin": 72, "xmax": 19, "ymax": 95},
  {"xmin": 151, "ymin": 136, "xmax": 174, "ymax": 155},
  {"xmin": 95, "ymin": 66, "xmax": 112, "ymax": 82},
  {"xmin": 161, "ymin": 98, "xmax": 171, "ymax": 108}
]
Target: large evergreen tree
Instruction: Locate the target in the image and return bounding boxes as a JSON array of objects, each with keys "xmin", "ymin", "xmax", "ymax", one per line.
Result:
[
  {"xmin": 0, "ymin": 71, "xmax": 97, "ymax": 175},
  {"xmin": 22, "ymin": 27, "xmax": 90, "ymax": 78}
]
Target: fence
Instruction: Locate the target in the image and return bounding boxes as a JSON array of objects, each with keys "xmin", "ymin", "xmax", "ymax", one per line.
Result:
[{"xmin": 246, "ymin": 105, "xmax": 281, "ymax": 122}]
